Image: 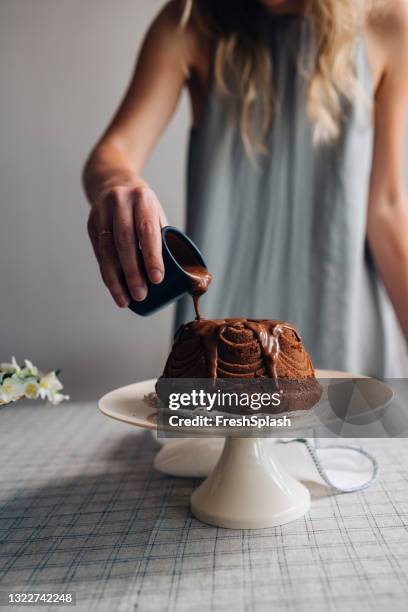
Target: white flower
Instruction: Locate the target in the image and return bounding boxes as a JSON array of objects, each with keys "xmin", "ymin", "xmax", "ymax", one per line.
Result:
[
  {"xmin": 48, "ymin": 391, "xmax": 70, "ymax": 406},
  {"xmin": 0, "ymin": 375, "xmax": 25, "ymax": 404},
  {"xmin": 0, "ymin": 358, "xmax": 69, "ymax": 407},
  {"xmin": 38, "ymin": 372, "xmax": 63, "ymax": 399},
  {"xmin": 38, "ymin": 372, "xmax": 69, "ymax": 405},
  {"xmin": 24, "ymin": 378, "xmax": 40, "ymax": 400},
  {"xmin": 0, "ymin": 356, "xmax": 21, "ymax": 375},
  {"xmin": 21, "ymin": 359, "xmax": 39, "ymax": 378}
]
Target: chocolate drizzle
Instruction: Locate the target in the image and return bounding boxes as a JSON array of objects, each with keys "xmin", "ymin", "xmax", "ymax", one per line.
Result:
[
  {"xmin": 159, "ymin": 316, "xmax": 322, "ymax": 414},
  {"xmin": 159, "ymin": 235, "xmax": 321, "ymax": 412},
  {"xmin": 164, "ymin": 243, "xmax": 313, "ymax": 388},
  {"xmin": 183, "ymin": 265, "xmax": 212, "ymax": 320},
  {"xmin": 164, "ymin": 230, "xmax": 212, "ymax": 319},
  {"xmin": 170, "ymin": 318, "xmax": 306, "ymax": 385},
  {"xmin": 246, "ymin": 321, "xmax": 285, "ymax": 383}
]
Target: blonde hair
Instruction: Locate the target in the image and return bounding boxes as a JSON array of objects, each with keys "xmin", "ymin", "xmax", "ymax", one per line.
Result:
[{"xmin": 181, "ymin": 0, "xmax": 362, "ymax": 155}]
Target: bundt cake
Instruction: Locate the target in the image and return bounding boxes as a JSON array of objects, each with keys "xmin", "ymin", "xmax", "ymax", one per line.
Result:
[{"xmin": 157, "ymin": 318, "xmax": 322, "ymax": 413}]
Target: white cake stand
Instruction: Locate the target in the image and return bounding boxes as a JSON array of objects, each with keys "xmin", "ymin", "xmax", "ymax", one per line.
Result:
[{"xmin": 98, "ymin": 371, "xmax": 390, "ymax": 529}]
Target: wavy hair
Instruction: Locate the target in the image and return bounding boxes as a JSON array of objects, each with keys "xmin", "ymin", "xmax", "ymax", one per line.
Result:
[{"xmin": 181, "ymin": 0, "xmax": 362, "ymax": 155}]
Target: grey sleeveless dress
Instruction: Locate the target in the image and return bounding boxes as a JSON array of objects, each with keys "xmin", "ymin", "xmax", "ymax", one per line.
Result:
[{"xmin": 175, "ymin": 14, "xmax": 405, "ymax": 377}]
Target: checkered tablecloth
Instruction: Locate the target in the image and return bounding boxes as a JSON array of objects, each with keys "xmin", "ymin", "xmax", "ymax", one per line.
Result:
[{"xmin": 1, "ymin": 402, "xmax": 408, "ymax": 612}]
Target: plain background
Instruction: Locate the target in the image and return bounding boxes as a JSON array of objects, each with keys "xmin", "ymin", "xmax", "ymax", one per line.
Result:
[
  {"xmin": 1, "ymin": 1, "xmax": 407, "ymax": 400},
  {"xmin": 0, "ymin": 0, "xmax": 187, "ymax": 399}
]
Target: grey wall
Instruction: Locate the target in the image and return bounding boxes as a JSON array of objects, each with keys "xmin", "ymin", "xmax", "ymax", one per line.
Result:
[{"xmin": 0, "ymin": 0, "xmax": 189, "ymax": 399}]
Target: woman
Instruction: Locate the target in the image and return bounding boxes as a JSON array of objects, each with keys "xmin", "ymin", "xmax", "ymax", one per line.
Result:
[{"xmin": 83, "ymin": 0, "xmax": 408, "ymax": 377}]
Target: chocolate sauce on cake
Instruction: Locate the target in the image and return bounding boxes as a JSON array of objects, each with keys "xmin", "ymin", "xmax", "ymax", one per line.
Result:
[
  {"xmin": 183, "ymin": 265, "xmax": 212, "ymax": 320},
  {"xmin": 168, "ymin": 318, "xmax": 305, "ymax": 386},
  {"xmin": 159, "ymin": 317, "xmax": 322, "ymax": 414},
  {"xmin": 164, "ymin": 232, "xmax": 311, "ymax": 391}
]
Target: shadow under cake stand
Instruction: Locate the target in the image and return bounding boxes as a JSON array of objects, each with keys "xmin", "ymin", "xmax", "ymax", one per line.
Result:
[{"xmin": 98, "ymin": 371, "xmax": 392, "ymax": 529}]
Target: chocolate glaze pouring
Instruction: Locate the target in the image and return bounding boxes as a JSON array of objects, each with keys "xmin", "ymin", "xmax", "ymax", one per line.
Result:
[
  {"xmin": 165, "ymin": 245, "xmax": 314, "ymax": 395},
  {"xmin": 183, "ymin": 265, "xmax": 212, "ymax": 320}
]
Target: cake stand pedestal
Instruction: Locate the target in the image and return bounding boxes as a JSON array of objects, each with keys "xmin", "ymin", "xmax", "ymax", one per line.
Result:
[
  {"xmin": 190, "ymin": 436, "xmax": 310, "ymax": 528},
  {"xmin": 98, "ymin": 378, "xmax": 316, "ymax": 530},
  {"xmin": 98, "ymin": 371, "xmax": 392, "ymax": 530}
]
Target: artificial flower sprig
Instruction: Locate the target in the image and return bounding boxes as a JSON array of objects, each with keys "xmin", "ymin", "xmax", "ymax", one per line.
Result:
[{"xmin": 0, "ymin": 357, "xmax": 69, "ymax": 406}]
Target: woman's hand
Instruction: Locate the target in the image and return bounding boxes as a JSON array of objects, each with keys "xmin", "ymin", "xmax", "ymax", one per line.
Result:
[
  {"xmin": 83, "ymin": 2, "xmax": 197, "ymax": 307},
  {"xmin": 87, "ymin": 180, "xmax": 167, "ymax": 308}
]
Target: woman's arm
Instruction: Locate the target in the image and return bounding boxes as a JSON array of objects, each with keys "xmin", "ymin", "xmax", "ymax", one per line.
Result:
[
  {"xmin": 83, "ymin": 1, "xmax": 192, "ymax": 307},
  {"xmin": 366, "ymin": 2, "xmax": 408, "ymax": 340}
]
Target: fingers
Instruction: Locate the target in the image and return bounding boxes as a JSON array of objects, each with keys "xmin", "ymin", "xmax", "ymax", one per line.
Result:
[
  {"xmin": 133, "ymin": 186, "xmax": 164, "ymax": 284},
  {"xmin": 158, "ymin": 205, "xmax": 168, "ymax": 229},
  {"xmin": 99, "ymin": 233, "xmax": 130, "ymax": 308},
  {"xmin": 88, "ymin": 201, "xmax": 130, "ymax": 308},
  {"xmin": 87, "ymin": 183, "xmax": 165, "ymax": 309},
  {"xmin": 112, "ymin": 188, "xmax": 147, "ymax": 302}
]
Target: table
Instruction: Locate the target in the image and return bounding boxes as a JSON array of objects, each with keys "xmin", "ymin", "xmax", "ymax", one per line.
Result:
[{"xmin": 0, "ymin": 402, "xmax": 408, "ymax": 611}]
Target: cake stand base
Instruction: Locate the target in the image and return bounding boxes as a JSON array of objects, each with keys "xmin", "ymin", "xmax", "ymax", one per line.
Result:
[{"xmin": 190, "ymin": 437, "xmax": 310, "ymax": 529}]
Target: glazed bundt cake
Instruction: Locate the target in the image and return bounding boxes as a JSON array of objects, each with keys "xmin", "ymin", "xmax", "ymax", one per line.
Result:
[{"xmin": 158, "ymin": 318, "xmax": 321, "ymax": 413}]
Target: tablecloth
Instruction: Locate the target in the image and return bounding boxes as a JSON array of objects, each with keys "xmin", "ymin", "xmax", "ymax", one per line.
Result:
[{"xmin": 0, "ymin": 402, "xmax": 408, "ymax": 611}]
